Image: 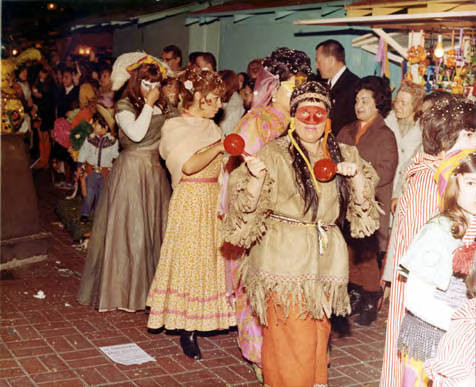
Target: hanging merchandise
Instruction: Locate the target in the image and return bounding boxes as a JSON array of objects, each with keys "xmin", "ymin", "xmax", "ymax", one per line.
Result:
[
  {"xmin": 405, "ymin": 30, "xmax": 426, "ymax": 85},
  {"xmin": 376, "ymin": 37, "xmax": 390, "ymax": 78},
  {"xmin": 432, "ymin": 29, "xmax": 475, "ymax": 97}
]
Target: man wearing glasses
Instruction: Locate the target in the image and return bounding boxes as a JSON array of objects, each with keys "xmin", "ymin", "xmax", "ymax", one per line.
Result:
[{"xmin": 161, "ymin": 45, "xmax": 182, "ymax": 75}]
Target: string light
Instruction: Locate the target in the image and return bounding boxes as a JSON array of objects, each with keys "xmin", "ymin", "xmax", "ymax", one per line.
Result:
[{"xmin": 47, "ymin": 3, "xmax": 57, "ymax": 11}]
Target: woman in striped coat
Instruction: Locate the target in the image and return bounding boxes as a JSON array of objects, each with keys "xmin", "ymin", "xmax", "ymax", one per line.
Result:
[{"xmin": 380, "ymin": 95, "xmax": 476, "ymax": 386}]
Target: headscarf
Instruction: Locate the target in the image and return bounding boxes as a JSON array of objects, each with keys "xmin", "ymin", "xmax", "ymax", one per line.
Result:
[
  {"xmin": 434, "ymin": 148, "xmax": 476, "ymax": 209},
  {"xmin": 251, "ymin": 47, "xmax": 312, "ymax": 109},
  {"xmin": 251, "ymin": 66, "xmax": 280, "ymax": 109}
]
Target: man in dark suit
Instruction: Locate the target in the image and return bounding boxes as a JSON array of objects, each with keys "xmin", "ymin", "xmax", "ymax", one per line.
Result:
[{"xmin": 315, "ymin": 40, "xmax": 360, "ymax": 136}]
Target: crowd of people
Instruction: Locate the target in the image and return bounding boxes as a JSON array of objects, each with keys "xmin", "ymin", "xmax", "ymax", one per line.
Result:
[{"xmin": 16, "ymin": 40, "xmax": 476, "ymax": 387}]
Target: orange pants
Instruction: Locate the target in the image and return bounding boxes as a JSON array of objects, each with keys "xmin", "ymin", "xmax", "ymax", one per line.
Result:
[{"xmin": 262, "ymin": 298, "xmax": 331, "ymax": 387}]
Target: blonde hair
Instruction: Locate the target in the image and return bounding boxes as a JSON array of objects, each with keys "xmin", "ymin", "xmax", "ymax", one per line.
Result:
[{"xmin": 396, "ymin": 80, "xmax": 426, "ymax": 120}]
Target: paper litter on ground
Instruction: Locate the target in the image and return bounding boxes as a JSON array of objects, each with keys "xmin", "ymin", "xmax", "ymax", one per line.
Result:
[
  {"xmin": 33, "ymin": 290, "xmax": 46, "ymax": 299},
  {"xmin": 99, "ymin": 343, "xmax": 155, "ymax": 366}
]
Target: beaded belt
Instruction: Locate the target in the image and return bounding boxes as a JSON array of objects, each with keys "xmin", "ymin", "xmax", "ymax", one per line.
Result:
[
  {"xmin": 269, "ymin": 212, "xmax": 336, "ymax": 254},
  {"xmin": 180, "ymin": 177, "xmax": 218, "ymax": 183}
]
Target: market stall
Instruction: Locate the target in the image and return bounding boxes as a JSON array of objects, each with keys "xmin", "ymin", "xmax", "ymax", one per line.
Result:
[{"xmin": 295, "ymin": 0, "xmax": 476, "ymax": 97}]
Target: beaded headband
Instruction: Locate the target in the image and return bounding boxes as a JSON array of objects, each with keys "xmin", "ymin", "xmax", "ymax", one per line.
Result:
[{"xmin": 290, "ymin": 92, "xmax": 331, "ymax": 113}]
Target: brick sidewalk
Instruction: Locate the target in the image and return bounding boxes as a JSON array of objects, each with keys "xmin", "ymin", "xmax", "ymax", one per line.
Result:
[{"xmin": 0, "ymin": 171, "xmax": 387, "ymax": 386}]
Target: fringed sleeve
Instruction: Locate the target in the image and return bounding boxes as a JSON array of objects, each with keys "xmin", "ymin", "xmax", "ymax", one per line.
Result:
[
  {"xmin": 342, "ymin": 145, "xmax": 382, "ymax": 238},
  {"xmin": 222, "ymin": 154, "xmax": 275, "ymax": 249}
]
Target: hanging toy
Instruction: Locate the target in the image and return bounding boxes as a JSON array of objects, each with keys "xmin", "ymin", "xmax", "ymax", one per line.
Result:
[
  {"xmin": 452, "ymin": 67, "xmax": 464, "ymax": 94},
  {"xmin": 446, "ymin": 49, "xmax": 456, "ymax": 68},
  {"xmin": 455, "ymin": 29, "xmax": 465, "ymax": 67},
  {"xmin": 407, "ymin": 30, "xmax": 427, "ymax": 85},
  {"xmin": 446, "ymin": 30, "xmax": 457, "ymax": 68},
  {"xmin": 425, "ymin": 65, "xmax": 435, "ymax": 93}
]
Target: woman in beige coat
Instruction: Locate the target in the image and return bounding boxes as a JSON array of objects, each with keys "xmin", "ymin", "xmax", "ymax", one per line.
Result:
[{"xmin": 224, "ymin": 81, "xmax": 381, "ymax": 387}]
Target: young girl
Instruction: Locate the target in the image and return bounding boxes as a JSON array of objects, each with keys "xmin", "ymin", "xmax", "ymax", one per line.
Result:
[
  {"xmin": 146, "ymin": 66, "xmax": 236, "ymax": 360},
  {"xmin": 397, "ymin": 150, "xmax": 476, "ymax": 386},
  {"xmin": 424, "ymin": 252, "xmax": 476, "ymax": 387},
  {"xmin": 223, "ymin": 81, "xmax": 381, "ymax": 386}
]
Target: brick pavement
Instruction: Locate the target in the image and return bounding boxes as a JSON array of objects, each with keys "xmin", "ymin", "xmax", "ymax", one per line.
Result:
[{"xmin": 0, "ymin": 171, "xmax": 387, "ymax": 386}]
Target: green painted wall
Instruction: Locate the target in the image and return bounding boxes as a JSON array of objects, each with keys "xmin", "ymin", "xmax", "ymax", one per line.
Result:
[
  {"xmin": 111, "ymin": 2, "xmax": 403, "ymax": 91},
  {"xmin": 113, "ymin": 13, "xmax": 189, "ymax": 65},
  {"xmin": 193, "ymin": 7, "xmax": 402, "ymax": 91}
]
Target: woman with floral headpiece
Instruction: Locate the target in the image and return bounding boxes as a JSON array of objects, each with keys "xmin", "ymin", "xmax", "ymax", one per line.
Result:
[
  {"xmin": 219, "ymin": 48, "xmax": 312, "ymax": 378},
  {"xmin": 77, "ymin": 53, "xmax": 173, "ymax": 312},
  {"xmin": 223, "ymin": 81, "xmax": 381, "ymax": 386},
  {"xmin": 146, "ymin": 66, "xmax": 236, "ymax": 360}
]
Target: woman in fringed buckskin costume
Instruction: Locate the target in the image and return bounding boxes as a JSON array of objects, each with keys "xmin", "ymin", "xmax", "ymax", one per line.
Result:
[
  {"xmin": 220, "ymin": 48, "xmax": 312, "ymax": 380},
  {"xmin": 223, "ymin": 81, "xmax": 381, "ymax": 387}
]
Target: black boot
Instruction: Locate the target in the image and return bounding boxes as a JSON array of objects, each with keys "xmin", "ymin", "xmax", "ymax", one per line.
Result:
[
  {"xmin": 331, "ymin": 315, "xmax": 351, "ymax": 337},
  {"xmin": 356, "ymin": 289, "xmax": 383, "ymax": 326},
  {"xmin": 348, "ymin": 283, "xmax": 364, "ymax": 316},
  {"xmin": 179, "ymin": 330, "xmax": 201, "ymax": 360}
]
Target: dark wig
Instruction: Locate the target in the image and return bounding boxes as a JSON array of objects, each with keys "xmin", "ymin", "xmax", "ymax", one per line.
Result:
[
  {"xmin": 422, "ymin": 96, "xmax": 476, "ymax": 155},
  {"xmin": 122, "ymin": 63, "xmax": 163, "ymax": 112},
  {"xmin": 289, "ymin": 81, "xmax": 350, "ymax": 226},
  {"xmin": 263, "ymin": 47, "xmax": 312, "ymax": 81},
  {"xmin": 355, "ymin": 76, "xmax": 392, "ymax": 118}
]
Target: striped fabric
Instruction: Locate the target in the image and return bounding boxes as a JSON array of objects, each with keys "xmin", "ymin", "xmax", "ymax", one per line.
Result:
[
  {"xmin": 380, "ymin": 153, "xmax": 441, "ymax": 387},
  {"xmin": 423, "ymin": 299, "xmax": 476, "ymax": 387},
  {"xmin": 464, "ymin": 215, "xmax": 476, "ymax": 243},
  {"xmin": 380, "ymin": 152, "xmax": 476, "ymax": 387}
]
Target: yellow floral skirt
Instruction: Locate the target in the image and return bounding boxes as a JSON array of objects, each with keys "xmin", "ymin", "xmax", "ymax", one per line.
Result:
[{"xmin": 146, "ymin": 179, "xmax": 236, "ymax": 332}]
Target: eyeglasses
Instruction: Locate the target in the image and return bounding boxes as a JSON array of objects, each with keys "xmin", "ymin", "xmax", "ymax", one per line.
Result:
[{"xmin": 161, "ymin": 56, "xmax": 176, "ymax": 63}]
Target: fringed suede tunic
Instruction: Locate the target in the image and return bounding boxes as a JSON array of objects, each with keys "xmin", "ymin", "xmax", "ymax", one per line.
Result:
[{"xmin": 223, "ymin": 137, "xmax": 381, "ymax": 324}]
